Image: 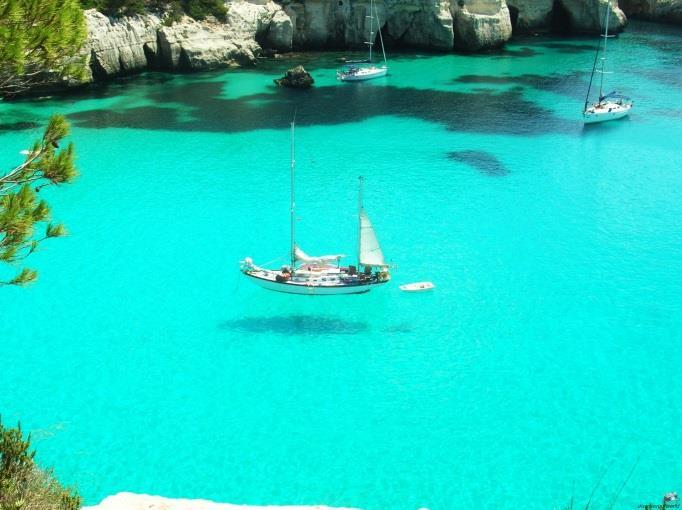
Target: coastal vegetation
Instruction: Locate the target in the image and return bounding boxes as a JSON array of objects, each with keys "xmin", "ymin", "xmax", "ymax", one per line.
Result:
[
  {"xmin": 0, "ymin": 115, "xmax": 77, "ymax": 286},
  {"xmin": 1, "ymin": 1, "xmax": 81, "ymax": 287},
  {"xmin": 0, "ymin": 0, "xmax": 87, "ymax": 98},
  {"xmin": 79, "ymin": 0, "xmax": 227, "ymax": 21},
  {"xmin": 0, "ymin": 419, "xmax": 81, "ymax": 510}
]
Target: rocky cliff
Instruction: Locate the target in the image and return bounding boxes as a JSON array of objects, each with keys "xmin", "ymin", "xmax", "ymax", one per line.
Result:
[
  {"xmin": 451, "ymin": 0, "xmax": 512, "ymax": 50},
  {"xmin": 82, "ymin": 0, "xmax": 657, "ymax": 83},
  {"xmin": 619, "ymin": 0, "xmax": 682, "ymax": 23},
  {"xmin": 84, "ymin": 6, "xmax": 266, "ymax": 78}
]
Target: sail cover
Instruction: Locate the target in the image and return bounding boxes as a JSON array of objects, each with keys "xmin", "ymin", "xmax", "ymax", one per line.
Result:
[
  {"xmin": 359, "ymin": 210, "xmax": 385, "ymax": 266},
  {"xmin": 295, "ymin": 246, "xmax": 343, "ymax": 265}
]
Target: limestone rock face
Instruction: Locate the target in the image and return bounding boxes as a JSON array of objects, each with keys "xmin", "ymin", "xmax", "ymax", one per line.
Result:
[
  {"xmin": 559, "ymin": 0, "xmax": 627, "ymax": 32},
  {"xmin": 85, "ymin": 10, "xmax": 161, "ymax": 78},
  {"xmin": 77, "ymin": 0, "xmax": 655, "ymax": 86},
  {"xmin": 157, "ymin": 16, "xmax": 260, "ymax": 70},
  {"xmin": 289, "ymin": 0, "xmax": 333, "ymax": 46},
  {"xmin": 83, "ymin": 1, "xmax": 292, "ymax": 80},
  {"xmin": 265, "ymin": 8, "xmax": 295, "ymax": 50},
  {"xmin": 391, "ymin": 0, "xmax": 455, "ymax": 50},
  {"xmin": 275, "ymin": 0, "xmax": 455, "ymax": 51},
  {"xmin": 619, "ymin": 0, "xmax": 682, "ymax": 24},
  {"xmin": 506, "ymin": 0, "xmax": 553, "ymax": 30},
  {"xmin": 450, "ymin": 0, "xmax": 513, "ymax": 50},
  {"xmin": 155, "ymin": 1, "xmax": 293, "ymax": 70}
]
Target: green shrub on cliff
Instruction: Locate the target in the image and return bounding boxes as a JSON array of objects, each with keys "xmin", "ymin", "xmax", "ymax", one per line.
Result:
[
  {"xmin": 80, "ymin": 0, "xmax": 226, "ymax": 20},
  {"xmin": 0, "ymin": 0, "xmax": 87, "ymax": 97},
  {"xmin": 0, "ymin": 419, "xmax": 81, "ymax": 510},
  {"xmin": 80, "ymin": 0, "xmax": 154, "ymax": 16},
  {"xmin": 182, "ymin": 0, "xmax": 226, "ymax": 20}
]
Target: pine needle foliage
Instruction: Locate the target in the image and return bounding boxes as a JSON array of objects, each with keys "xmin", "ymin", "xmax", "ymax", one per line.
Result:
[
  {"xmin": 0, "ymin": 115, "xmax": 78, "ymax": 287},
  {"xmin": 0, "ymin": 418, "xmax": 81, "ymax": 510},
  {"xmin": 0, "ymin": 0, "xmax": 87, "ymax": 98}
]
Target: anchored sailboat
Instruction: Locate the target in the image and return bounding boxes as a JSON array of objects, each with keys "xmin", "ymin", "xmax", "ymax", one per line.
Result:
[
  {"xmin": 583, "ymin": 1, "xmax": 632, "ymax": 124},
  {"xmin": 240, "ymin": 121, "xmax": 391, "ymax": 295},
  {"xmin": 337, "ymin": 0, "xmax": 388, "ymax": 82}
]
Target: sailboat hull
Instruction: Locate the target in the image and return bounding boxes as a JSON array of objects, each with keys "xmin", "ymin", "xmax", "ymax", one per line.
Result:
[
  {"xmin": 583, "ymin": 101, "xmax": 632, "ymax": 124},
  {"xmin": 337, "ymin": 66, "xmax": 388, "ymax": 82},
  {"xmin": 243, "ymin": 271, "xmax": 388, "ymax": 295}
]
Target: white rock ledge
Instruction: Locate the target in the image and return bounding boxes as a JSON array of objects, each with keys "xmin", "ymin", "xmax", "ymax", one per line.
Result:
[{"xmin": 83, "ymin": 493, "xmax": 360, "ymax": 510}]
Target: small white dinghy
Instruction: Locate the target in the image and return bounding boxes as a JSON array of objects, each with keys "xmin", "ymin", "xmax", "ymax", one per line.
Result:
[{"xmin": 399, "ymin": 281, "xmax": 435, "ymax": 292}]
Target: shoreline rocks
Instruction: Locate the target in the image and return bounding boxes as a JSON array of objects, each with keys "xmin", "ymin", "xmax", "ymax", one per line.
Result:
[
  {"xmin": 559, "ymin": 0, "xmax": 627, "ymax": 33},
  {"xmin": 451, "ymin": 0, "xmax": 513, "ymax": 51},
  {"xmin": 83, "ymin": 3, "xmax": 273, "ymax": 80},
  {"xmin": 619, "ymin": 0, "xmax": 682, "ymax": 24},
  {"xmin": 35, "ymin": 0, "xmax": 678, "ymax": 91},
  {"xmin": 274, "ymin": 65, "xmax": 315, "ymax": 88},
  {"xmin": 85, "ymin": 10, "xmax": 161, "ymax": 80}
]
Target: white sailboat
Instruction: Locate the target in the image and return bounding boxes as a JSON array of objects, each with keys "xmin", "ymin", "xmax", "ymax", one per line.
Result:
[
  {"xmin": 240, "ymin": 121, "xmax": 391, "ymax": 295},
  {"xmin": 337, "ymin": 0, "xmax": 388, "ymax": 82},
  {"xmin": 583, "ymin": 1, "xmax": 632, "ymax": 124}
]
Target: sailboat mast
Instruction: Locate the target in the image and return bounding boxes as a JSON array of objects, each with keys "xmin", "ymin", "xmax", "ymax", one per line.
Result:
[
  {"xmin": 358, "ymin": 176, "xmax": 364, "ymax": 267},
  {"xmin": 599, "ymin": 2, "xmax": 611, "ymax": 100},
  {"xmin": 368, "ymin": 0, "xmax": 373, "ymax": 63},
  {"xmin": 290, "ymin": 119, "xmax": 296, "ymax": 268},
  {"xmin": 375, "ymin": 1, "xmax": 387, "ymax": 65},
  {"xmin": 584, "ymin": 40, "xmax": 600, "ymax": 111}
]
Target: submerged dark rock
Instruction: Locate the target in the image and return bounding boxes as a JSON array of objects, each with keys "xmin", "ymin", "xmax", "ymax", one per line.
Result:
[
  {"xmin": 219, "ymin": 315, "xmax": 368, "ymax": 335},
  {"xmin": 447, "ymin": 150, "xmax": 509, "ymax": 176},
  {"xmin": 274, "ymin": 65, "xmax": 314, "ymax": 89}
]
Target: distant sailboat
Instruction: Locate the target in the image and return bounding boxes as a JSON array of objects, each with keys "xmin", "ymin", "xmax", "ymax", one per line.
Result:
[
  {"xmin": 583, "ymin": 1, "xmax": 632, "ymax": 124},
  {"xmin": 337, "ymin": 0, "xmax": 388, "ymax": 82},
  {"xmin": 240, "ymin": 120, "xmax": 391, "ymax": 295}
]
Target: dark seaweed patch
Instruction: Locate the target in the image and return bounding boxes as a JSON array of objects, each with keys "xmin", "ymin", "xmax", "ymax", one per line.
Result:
[
  {"xmin": 456, "ymin": 75, "xmax": 515, "ymax": 84},
  {"xmin": 643, "ymin": 68, "xmax": 682, "ymax": 90},
  {"xmin": 219, "ymin": 315, "xmax": 369, "ymax": 335},
  {"xmin": 0, "ymin": 121, "xmax": 40, "ymax": 132},
  {"xmin": 68, "ymin": 80, "xmax": 575, "ymax": 136},
  {"xmin": 468, "ymin": 46, "xmax": 539, "ymax": 59},
  {"xmin": 494, "ymin": 47, "xmax": 538, "ymax": 58},
  {"xmin": 383, "ymin": 323, "xmax": 414, "ymax": 334},
  {"xmin": 454, "ymin": 72, "xmax": 588, "ymax": 99},
  {"xmin": 447, "ymin": 150, "xmax": 508, "ymax": 176},
  {"xmin": 537, "ymin": 42, "xmax": 597, "ymax": 53}
]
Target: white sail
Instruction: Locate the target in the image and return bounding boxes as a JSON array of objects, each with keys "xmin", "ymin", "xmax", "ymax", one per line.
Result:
[
  {"xmin": 359, "ymin": 210, "xmax": 385, "ymax": 267},
  {"xmin": 295, "ymin": 246, "xmax": 344, "ymax": 265}
]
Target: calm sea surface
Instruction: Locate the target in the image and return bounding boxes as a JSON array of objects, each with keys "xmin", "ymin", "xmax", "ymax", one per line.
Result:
[{"xmin": 1, "ymin": 21, "xmax": 681, "ymax": 510}]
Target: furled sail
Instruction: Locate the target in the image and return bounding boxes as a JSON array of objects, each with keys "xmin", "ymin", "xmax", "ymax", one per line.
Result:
[
  {"xmin": 359, "ymin": 210, "xmax": 385, "ymax": 267},
  {"xmin": 295, "ymin": 246, "xmax": 344, "ymax": 265}
]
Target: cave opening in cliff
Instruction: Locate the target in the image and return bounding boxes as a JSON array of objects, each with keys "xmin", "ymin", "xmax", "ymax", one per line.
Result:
[
  {"xmin": 254, "ymin": 27, "xmax": 269, "ymax": 50},
  {"xmin": 508, "ymin": 5, "xmax": 520, "ymax": 34},
  {"xmin": 379, "ymin": 26, "xmax": 410, "ymax": 50},
  {"xmin": 551, "ymin": 0, "xmax": 573, "ymax": 34},
  {"xmin": 367, "ymin": 25, "xmax": 390, "ymax": 51}
]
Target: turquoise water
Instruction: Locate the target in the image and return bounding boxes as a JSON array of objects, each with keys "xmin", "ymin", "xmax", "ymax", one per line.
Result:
[{"xmin": 1, "ymin": 21, "xmax": 682, "ymax": 510}]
